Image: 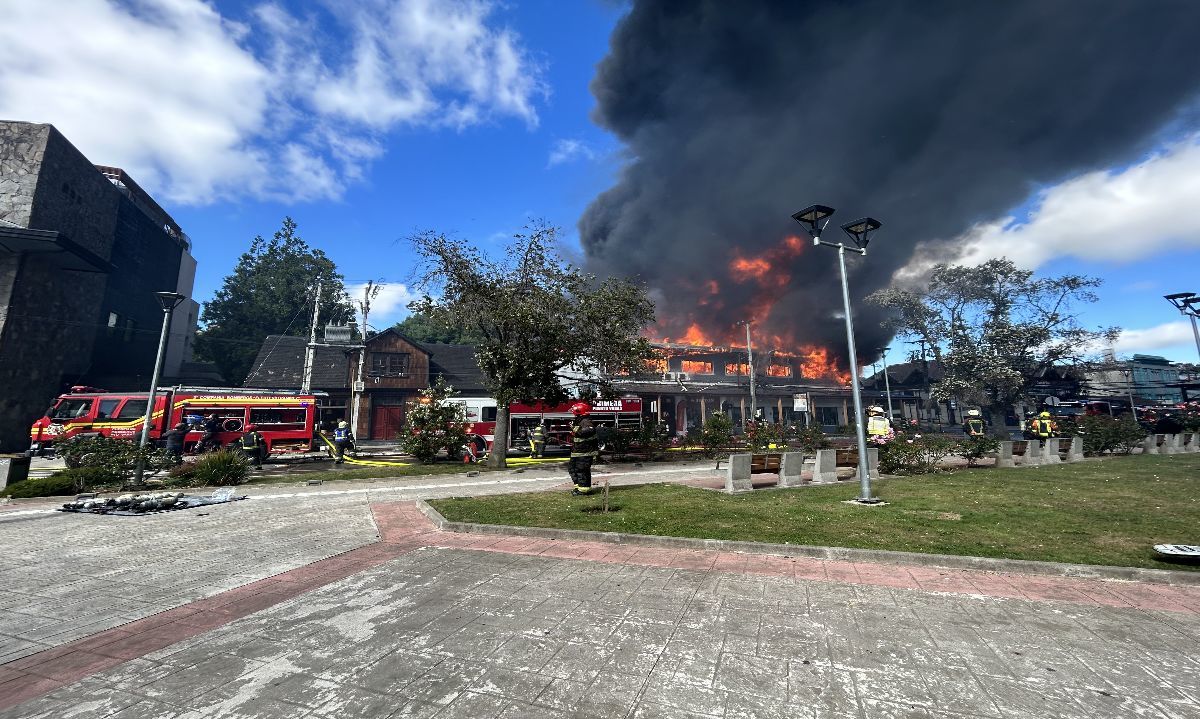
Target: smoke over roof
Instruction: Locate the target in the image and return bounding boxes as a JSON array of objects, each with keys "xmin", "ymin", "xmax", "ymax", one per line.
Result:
[{"xmin": 580, "ymin": 0, "xmax": 1200, "ymax": 369}]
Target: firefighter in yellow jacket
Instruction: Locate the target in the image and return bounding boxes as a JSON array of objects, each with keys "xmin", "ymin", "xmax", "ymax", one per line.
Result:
[
  {"xmin": 567, "ymin": 403, "xmax": 598, "ymax": 495},
  {"xmin": 962, "ymin": 409, "xmax": 986, "ymax": 437},
  {"xmin": 866, "ymin": 406, "xmax": 891, "ymax": 439},
  {"xmin": 1032, "ymin": 411, "xmax": 1057, "ymax": 439}
]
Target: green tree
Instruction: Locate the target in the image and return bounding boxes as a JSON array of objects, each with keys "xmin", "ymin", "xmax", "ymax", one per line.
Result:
[
  {"xmin": 870, "ymin": 258, "xmax": 1118, "ymax": 435},
  {"xmin": 409, "ymin": 221, "xmax": 656, "ymax": 468},
  {"xmin": 394, "ymin": 311, "xmax": 484, "ymax": 345},
  {"xmin": 195, "ymin": 217, "xmax": 352, "ymax": 384},
  {"xmin": 400, "ymin": 378, "xmax": 470, "ymax": 463}
]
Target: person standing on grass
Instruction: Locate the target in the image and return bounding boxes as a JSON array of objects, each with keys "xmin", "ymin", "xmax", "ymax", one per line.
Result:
[{"xmin": 567, "ymin": 403, "xmax": 597, "ymax": 495}]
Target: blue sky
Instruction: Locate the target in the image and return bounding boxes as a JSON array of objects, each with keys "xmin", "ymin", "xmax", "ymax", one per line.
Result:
[{"xmin": 2, "ymin": 0, "xmax": 1199, "ymax": 365}]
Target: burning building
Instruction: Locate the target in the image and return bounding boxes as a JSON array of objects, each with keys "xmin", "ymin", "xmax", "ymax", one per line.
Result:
[{"xmin": 610, "ymin": 338, "xmax": 862, "ymax": 435}]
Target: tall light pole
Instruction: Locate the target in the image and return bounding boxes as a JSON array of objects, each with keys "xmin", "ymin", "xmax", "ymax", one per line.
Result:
[
  {"xmin": 742, "ymin": 320, "xmax": 757, "ymax": 426},
  {"xmin": 1164, "ymin": 292, "xmax": 1200, "ymax": 362},
  {"xmin": 879, "ymin": 346, "xmax": 894, "ymax": 420},
  {"xmin": 134, "ymin": 291, "xmax": 186, "ymax": 485},
  {"xmin": 793, "ymin": 205, "xmax": 882, "ymax": 504}
]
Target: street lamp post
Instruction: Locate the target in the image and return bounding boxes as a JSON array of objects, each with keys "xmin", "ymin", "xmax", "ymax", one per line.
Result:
[
  {"xmin": 1164, "ymin": 292, "xmax": 1200, "ymax": 363},
  {"xmin": 134, "ymin": 291, "xmax": 187, "ymax": 485},
  {"xmin": 879, "ymin": 346, "xmax": 895, "ymax": 421},
  {"xmin": 792, "ymin": 205, "xmax": 882, "ymax": 504},
  {"xmin": 742, "ymin": 321, "xmax": 757, "ymax": 426}
]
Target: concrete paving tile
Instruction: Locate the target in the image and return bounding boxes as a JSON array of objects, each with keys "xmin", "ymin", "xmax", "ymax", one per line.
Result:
[
  {"xmin": 1156, "ymin": 700, "xmax": 1200, "ymax": 719},
  {"xmin": 713, "ymin": 651, "xmax": 788, "ymax": 699},
  {"xmin": 430, "ymin": 689, "xmax": 507, "ymax": 718}
]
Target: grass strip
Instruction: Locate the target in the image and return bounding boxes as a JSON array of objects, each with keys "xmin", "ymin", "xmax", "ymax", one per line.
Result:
[{"xmin": 430, "ymin": 453, "xmax": 1200, "ymax": 571}]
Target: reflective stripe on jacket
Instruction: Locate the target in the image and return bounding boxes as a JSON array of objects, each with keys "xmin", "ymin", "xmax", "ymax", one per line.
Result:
[{"xmin": 866, "ymin": 416, "xmax": 891, "ymax": 436}]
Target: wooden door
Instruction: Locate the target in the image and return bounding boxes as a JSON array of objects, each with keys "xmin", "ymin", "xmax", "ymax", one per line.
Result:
[{"xmin": 371, "ymin": 405, "xmax": 406, "ymax": 440}]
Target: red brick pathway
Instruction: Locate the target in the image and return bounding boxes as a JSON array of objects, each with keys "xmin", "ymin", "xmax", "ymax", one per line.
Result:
[{"xmin": 2, "ymin": 500, "xmax": 1197, "ymax": 711}]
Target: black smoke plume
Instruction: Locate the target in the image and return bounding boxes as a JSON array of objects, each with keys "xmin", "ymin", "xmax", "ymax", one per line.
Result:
[{"xmin": 580, "ymin": 0, "xmax": 1200, "ymax": 367}]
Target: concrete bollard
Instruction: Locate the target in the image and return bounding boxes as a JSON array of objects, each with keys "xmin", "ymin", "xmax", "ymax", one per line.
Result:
[
  {"xmin": 812, "ymin": 449, "xmax": 838, "ymax": 484},
  {"xmin": 1164, "ymin": 434, "xmax": 1182, "ymax": 455},
  {"xmin": 725, "ymin": 453, "xmax": 753, "ymax": 493},
  {"xmin": 1042, "ymin": 438, "xmax": 1062, "ymax": 464},
  {"xmin": 1141, "ymin": 435, "xmax": 1159, "ymax": 455},
  {"xmin": 866, "ymin": 448, "xmax": 880, "ymax": 480},
  {"xmin": 779, "ymin": 452, "xmax": 806, "ymax": 487},
  {"xmin": 996, "ymin": 441, "xmax": 1015, "ymax": 468},
  {"xmin": 1022, "ymin": 440, "xmax": 1043, "ymax": 466},
  {"xmin": 1185, "ymin": 432, "xmax": 1200, "ymax": 453},
  {"xmin": 1067, "ymin": 436, "xmax": 1084, "ymax": 462}
]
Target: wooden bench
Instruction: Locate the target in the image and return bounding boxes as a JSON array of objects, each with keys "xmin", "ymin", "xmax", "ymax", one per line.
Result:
[{"xmin": 751, "ymin": 453, "xmax": 782, "ymax": 474}]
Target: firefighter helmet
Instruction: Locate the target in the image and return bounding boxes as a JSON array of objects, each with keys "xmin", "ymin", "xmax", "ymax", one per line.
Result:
[
  {"xmin": 569, "ymin": 402, "xmax": 592, "ymax": 416},
  {"xmin": 868, "ymin": 406, "xmax": 884, "ymax": 415},
  {"xmin": 338, "ymin": 420, "xmax": 349, "ymax": 428},
  {"xmin": 966, "ymin": 409, "xmax": 981, "ymax": 417},
  {"xmin": 244, "ymin": 424, "xmax": 257, "ymax": 431},
  {"xmin": 1039, "ymin": 411, "xmax": 1051, "ymax": 418}
]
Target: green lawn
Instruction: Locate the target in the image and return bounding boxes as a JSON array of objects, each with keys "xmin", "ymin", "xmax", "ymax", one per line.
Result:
[{"xmin": 430, "ymin": 454, "xmax": 1200, "ymax": 571}]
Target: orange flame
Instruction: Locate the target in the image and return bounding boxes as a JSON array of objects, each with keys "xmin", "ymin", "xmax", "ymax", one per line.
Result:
[
  {"xmin": 725, "ymin": 362, "xmax": 750, "ymax": 376},
  {"xmin": 767, "ymin": 364, "xmax": 792, "ymax": 378},
  {"xmin": 681, "ymin": 360, "xmax": 714, "ymax": 374}
]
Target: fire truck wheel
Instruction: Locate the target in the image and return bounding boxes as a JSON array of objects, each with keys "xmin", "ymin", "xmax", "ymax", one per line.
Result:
[{"xmin": 471, "ymin": 436, "xmax": 487, "ymax": 455}]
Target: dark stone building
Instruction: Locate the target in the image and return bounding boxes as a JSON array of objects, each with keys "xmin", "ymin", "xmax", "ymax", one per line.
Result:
[
  {"xmin": 245, "ymin": 330, "xmax": 488, "ymax": 439},
  {"xmin": 0, "ymin": 121, "xmax": 199, "ymax": 451}
]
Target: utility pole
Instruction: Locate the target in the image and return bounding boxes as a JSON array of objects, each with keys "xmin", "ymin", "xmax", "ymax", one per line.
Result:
[
  {"xmin": 350, "ymin": 281, "xmax": 381, "ymax": 436},
  {"xmin": 879, "ymin": 346, "xmax": 895, "ymax": 420},
  {"xmin": 744, "ymin": 321, "xmax": 757, "ymax": 425},
  {"xmin": 301, "ymin": 281, "xmax": 322, "ymax": 394}
]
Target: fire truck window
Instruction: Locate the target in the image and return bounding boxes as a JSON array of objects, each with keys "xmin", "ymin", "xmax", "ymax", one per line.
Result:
[
  {"xmin": 250, "ymin": 409, "xmax": 305, "ymax": 428},
  {"xmin": 114, "ymin": 400, "xmax": 148, "ymax": 419},
  {"xmin": 97, "ymin": 399, "xmax": 120, "ymax": 418},
  {"xmin": 482, "ymin": 407, "xmax": 497, "ymax": 422},
  {"xmin": 51, "ymin": 399, "xmax": 92, "ymax": 420}
]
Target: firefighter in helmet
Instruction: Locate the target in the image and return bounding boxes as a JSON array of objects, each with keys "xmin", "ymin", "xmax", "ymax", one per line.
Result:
[
  {"xmin": 568, "ymin": 402, "xmax": 598, "ymax": 495},
  {"xmin": 866, "ymin": 406, "xmax": 891, "ymax": 439},
  {"xmin": 333, "ymin": 420, "xmax": 354, "ymax": 464},
  {"xmin": 962, "ymin": 409, "xmax": 986, "ymax": 437},
  {"xmin": 239, "ymin": 423, "xmax": 265, "ymax": 469},
  {"xmin": 530, "ymin": 421, "xmax": 546, "ymax": 458},
  {"xmin": 1032, "ymin": 411, "xmax": 1056, "ymax": 439},
  {"xmin": 199, "ymin": 413, "xmax": 222, "ymax": 452}
]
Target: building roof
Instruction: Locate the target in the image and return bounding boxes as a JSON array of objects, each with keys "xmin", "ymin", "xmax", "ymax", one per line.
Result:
[
  {"xmin": 421, "ymin": 342, "xmax": 489, "ymax": 395},
  {"xmin": 244, "ymin": 335, "xmax": 351, "ymax": 389},
  {"xmin": 243, "ymin": 335, "xmax": 490, "ymax": 395}
]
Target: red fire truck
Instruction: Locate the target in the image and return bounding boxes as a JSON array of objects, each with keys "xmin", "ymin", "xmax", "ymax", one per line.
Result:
[
  {"xmin": 453, "ymin": 397, "xmax": 644, "ymax": 455},
  {"xmin": 29, "ymin": 386, "xmax": 325, "ymax": 456}
]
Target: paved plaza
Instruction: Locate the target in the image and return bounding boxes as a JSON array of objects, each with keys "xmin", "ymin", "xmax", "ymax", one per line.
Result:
[{"xmin": 0, "ymin": 466, "xmax": 1198, "ymax": 718}]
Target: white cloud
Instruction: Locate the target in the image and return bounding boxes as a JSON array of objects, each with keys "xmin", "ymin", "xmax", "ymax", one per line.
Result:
[
  {"xmin": 894, "ymin": 135, "xmax": 1200, "ymax": 280},
  {"xmin": 1113, "ymin": 321, "xmax": 1197, "ymax": 354},
  {"xmin": 347, "ymin": 281, "xmax": 418, "ymax": 327},
  {"xmin": 0, "ymin": 0, "xmax": 543, "ymax": 205},
  {"xmin": 547, "ymin": 138, "xmax": 595, "ymax": 167}
]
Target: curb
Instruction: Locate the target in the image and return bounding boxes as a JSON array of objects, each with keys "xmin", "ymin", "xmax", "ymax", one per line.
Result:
[{"xmin": 414, "ymin": 500, "xmax": 1200, "ymax": 587}]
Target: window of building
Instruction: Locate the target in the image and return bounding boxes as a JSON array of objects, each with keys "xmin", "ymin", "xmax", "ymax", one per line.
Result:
[
  {"xmin": 725, "ymin": 362, "xmax": 750, "ymax": 376},
  {"xmin": 681, "ymin": 360, "xmax": 714, "ymax": 374},
  {"xmin": 767, "ymin": 364, "xmax": 792, "ymax": 378},
  {"xmin": 97, "ymin": 399, "xmax": 120, "ymax": 419},
  {"xmin": 816, "ymin": 406, "xmax": 840, "ymax": 426},
  {"xmin": 370, "ymin": 352, "xmax": 411, "ymax": 376},
  {"xmin": 114, "ymin": 399, "xmax": 148, "ymax": 419}
]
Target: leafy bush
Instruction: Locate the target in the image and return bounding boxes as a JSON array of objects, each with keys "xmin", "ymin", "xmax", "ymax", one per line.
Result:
[
  {"xmin": 877, "ymin": 430, "xmax": 958, "ymax": 475},
  {"xmin": 1178, "ymin": 402, "xmax": 1200, "ymax": 432},
  {"xmin": 598, "ymin": 425, "xmax": 636, "ymax": 457},
  {"xmin": 700, "ymin": 412, "xmax": 734, "ymax": 458},
  {"xmin": 790, "ymin": 425, "xmax": 831, "ymax": 454},
  {"xmin": 744, "ymin": 421, "xmax": 785, "ymax": 452},
  {"xmin": 960, "ymin": 435, "xmax": 1000, "ymax": 467},
  {"xmin": 4, "ymin": 472, "xmax": 94, "ymax": 501},
  {"xmin": 55, "ymin": 435, "xmax": 176, "ymax": 486},
  {"xmin": 1073, "ymin": 414, "xmax": 1147, "ymax": 456},
  {"xmin": 168, "ymin": 450, "xmax": 249, "ymax": 487},
  {"xmin": 401, "ymin": 379, "xmax": 469, "ymax": 463},
  {"xmin": 636, "ymin": 421, "xmax": 672, "ymax": 458}
]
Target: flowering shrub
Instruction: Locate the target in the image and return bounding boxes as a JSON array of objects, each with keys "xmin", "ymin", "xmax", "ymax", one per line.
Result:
[
  {"xmin": 960, "ymin": 435, "xmax": 1000, "ymax": 467},
  {"xmin": 875, "ymin": 430, "xmax": 957, "ymax": 475},
  {"xmin": 790, "ymin": 425, "xmax": 831, "ymax": 453},
  {"xmin": 744, "ymin": 421, "xmax": 786, "ymax": 452},
  {"xmin": 1072, "ymin": 414, "xmax": 1147, "ymax": 456},
  {"xmin": 700, "ymin": 412, "xmax": 734, "ymax": 458},
  {"xmin": 1178, "ymin": 402, "xmax": 1200, "ymax": 431}
]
